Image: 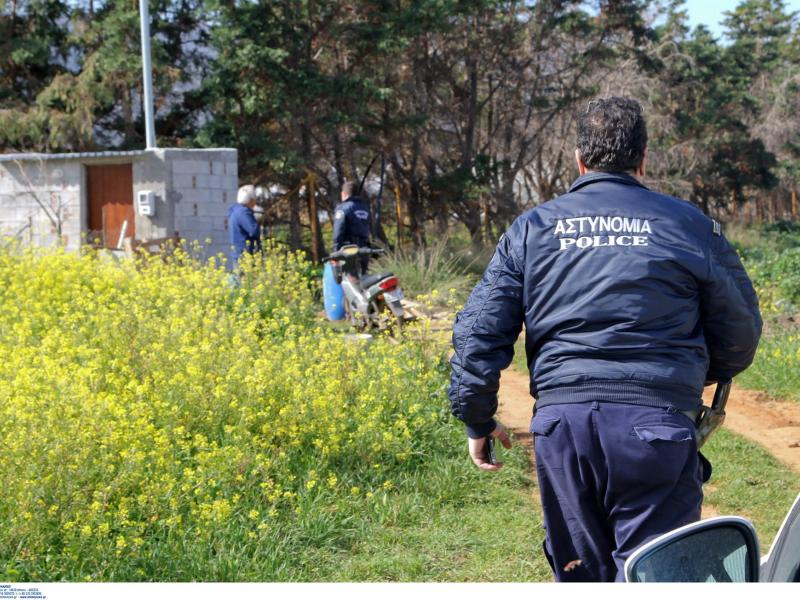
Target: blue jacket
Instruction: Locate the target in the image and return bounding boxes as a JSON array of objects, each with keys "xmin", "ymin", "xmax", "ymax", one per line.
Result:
[
  {"xmin": 449, "ymin": 172, "xmax": 762, "ymax": 438},
  {"xmin": 332, "ymin": 196, "xmax": 371, "ymax": 250},
  {"xmin": 228, "ymin": 203, "xmax": 261, "ymax": 260}
]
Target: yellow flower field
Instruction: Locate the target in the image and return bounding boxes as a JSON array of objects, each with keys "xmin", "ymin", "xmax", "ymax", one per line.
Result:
[{"xmin": 0, "ymin": 243, "xmax": 452, "ymax": 580}]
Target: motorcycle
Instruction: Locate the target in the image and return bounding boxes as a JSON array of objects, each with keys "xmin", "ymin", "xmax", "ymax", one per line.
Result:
[{"xmin": 322, "ymin": 245, "xmax": 408, "ymax": 333}]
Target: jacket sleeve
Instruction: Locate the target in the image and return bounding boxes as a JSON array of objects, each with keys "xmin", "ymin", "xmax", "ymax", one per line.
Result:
[
  {"xmin": 449, "ymin": 230, "xmax": 525, "ymax": 438},
  {"xmin": 700, "ymin": 228, "xmax": 762, "ymax": 382},
  {"xmin": 241, "ymin": 208, "xmax": 260, "ymax": 238},
  {"xmin": 332, "ymin": 206, "xmax": 346, "ymax": 251}
]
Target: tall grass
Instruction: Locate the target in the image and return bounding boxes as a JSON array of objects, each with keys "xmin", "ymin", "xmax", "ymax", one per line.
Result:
[{"xmin": 375, "ymin": 239, "xmax": 477, "ymax": 301}]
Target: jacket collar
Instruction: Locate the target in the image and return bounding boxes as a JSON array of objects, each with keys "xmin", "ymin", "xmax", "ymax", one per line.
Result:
[{"xmin": 568, "ymin": 171, "xmax": 649, "ymax": 193}]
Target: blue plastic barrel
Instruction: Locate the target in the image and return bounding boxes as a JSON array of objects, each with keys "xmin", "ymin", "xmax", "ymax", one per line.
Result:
[{"xmin": 323, "ymin": 262, "xmax": 345, "ymax": 321}]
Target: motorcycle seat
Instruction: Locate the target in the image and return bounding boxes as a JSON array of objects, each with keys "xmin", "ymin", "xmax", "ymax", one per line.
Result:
[{"xmin": 361, "ymin": 272, "xmax": 394, "ymax": 288}]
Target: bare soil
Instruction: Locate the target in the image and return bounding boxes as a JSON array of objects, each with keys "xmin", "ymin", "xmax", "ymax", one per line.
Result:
[
  {"xmin": 496, "ymin": 369, "xmax": 536, "ymax": 455},
  {"xmin": 716, "ymin": 384, "xmax": 800, "ymax": 470}
]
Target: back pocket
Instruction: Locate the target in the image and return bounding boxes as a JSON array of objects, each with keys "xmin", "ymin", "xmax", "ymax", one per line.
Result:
[
  {"xmin": 633, "ymin": 424, "xmax": 693, "ymax": 443},
  {"xmin": 531, "ymin": 415, "xmax": 561, "ymax": 437}
]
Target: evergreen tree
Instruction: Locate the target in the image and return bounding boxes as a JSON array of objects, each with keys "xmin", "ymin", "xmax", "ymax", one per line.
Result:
[
  {"xmin": 644, "ymin": 2, "xmax": 778, "ymax": 215},
  {"xmin": 0, "ymin": 0, "xmax": 209, "ymax": 152},
  {"xmin": 724, "ymin": 0, "xmax": 799, "ymax": 219},
  {"xmin": 0, "ymin": 0, "xmax": 71, "ymax": 149}
]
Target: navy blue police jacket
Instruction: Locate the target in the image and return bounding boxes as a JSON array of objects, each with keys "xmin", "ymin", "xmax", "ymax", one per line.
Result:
[
  {"xmin": 333, "ymin": 196, "xmax": 371, "ymax": 250},
  {"xmin": 228, "ymin": 203, "xmax": 261, "ymax": 260},
  {"xmin": 449, "ymin": 172, "xmax": 762, "ymax": 439}
]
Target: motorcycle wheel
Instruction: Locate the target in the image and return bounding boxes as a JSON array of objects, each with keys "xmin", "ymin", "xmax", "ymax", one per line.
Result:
[{"xmin": 344, "ymin": 296, "xmax": 368, "ymax": 332}]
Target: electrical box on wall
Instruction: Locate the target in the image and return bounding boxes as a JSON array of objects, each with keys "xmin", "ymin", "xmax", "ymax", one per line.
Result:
[{"xmin": 137, "ymin": 190, "xmax": 155, "ymax": 216}]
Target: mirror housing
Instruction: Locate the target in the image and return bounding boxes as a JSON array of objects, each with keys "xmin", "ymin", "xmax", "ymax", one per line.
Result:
[{"xmin": 625, "ymin": 517, "xmax": 760, "ymax": 582}]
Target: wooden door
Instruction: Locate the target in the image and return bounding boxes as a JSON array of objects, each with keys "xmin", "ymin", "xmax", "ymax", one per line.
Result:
[{"xmin": 86, "ymin": 164, "xmax": 135, "ymax": 247}]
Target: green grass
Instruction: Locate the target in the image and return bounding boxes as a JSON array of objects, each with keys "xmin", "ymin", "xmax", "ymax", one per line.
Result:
[
  {"xmin": 294, "ymin": 444, "xmax": 551, "ymax": 581},
  {"xmin": 513, "ymin": 334, "xmax": 528, "ymax": 372},
  {"xmin": 737, "ymin": 321, "xmax": 800, "ymax": 402},
  {"xmin": 138, "ymin": 437, "xmax": 552, "ymax": 581},
  {"xmin": 702, "ymin": 427, "xmax": 799, "ymax": 548},
  {"xmin": 728, "ymin": 222, "xmax": 800, "ymax": 402},
  {"xmin": 707, "ymin": 222, "xmax": 800, "ymax": 543}
]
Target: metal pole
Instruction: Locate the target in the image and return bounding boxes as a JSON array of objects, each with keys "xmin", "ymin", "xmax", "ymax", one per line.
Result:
[
  {"xmin": 375, "ymin": 155, "xmax": 385, "ymax": 239},
  {"xmin": 139, "ymin": 0, "xmax": 157, "ymax": 149}
]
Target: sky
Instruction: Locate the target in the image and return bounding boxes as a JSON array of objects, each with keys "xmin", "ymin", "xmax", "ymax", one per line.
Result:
[{"xmin": 684, "ymin": 0, "xmax": 800, "ymax": 39}]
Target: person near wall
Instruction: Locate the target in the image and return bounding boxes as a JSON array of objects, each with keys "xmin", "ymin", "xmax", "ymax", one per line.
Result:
[{"xmin": 228, "ymin": 184, "xmax": 262, "ymax": 265}]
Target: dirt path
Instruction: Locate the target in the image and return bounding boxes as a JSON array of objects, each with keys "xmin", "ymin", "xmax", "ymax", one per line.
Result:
[
  {"xmin": 498, "ymin": 367, "xmax": 800, "ymax": 472},
  {"xmin": 715, "ymin": 385, "xmax": 800, "ymax": 469},
  {"xmin": 496, "ymin": 369, "xmax": 536, "ymax": 455}
]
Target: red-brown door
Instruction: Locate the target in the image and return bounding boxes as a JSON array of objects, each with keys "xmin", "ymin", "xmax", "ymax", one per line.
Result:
[{"xmin": 86, "ymin": 164, "xmax": 135, "ymax": 247}]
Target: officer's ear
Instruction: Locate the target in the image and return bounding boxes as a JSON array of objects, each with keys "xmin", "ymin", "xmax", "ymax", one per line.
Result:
[{"xmin": 575, "ymin": 149, "xmax": 589, "ymax": 176}]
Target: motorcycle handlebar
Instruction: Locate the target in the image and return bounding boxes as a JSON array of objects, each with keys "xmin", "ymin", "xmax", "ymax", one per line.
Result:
[{"xmin": 322, "ymin": 247, "xmax": 385, "ymax": 262}]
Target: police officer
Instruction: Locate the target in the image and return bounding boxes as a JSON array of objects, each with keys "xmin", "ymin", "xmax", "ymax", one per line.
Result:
[
  {"xmin": 332, "ymin": 181, "xmax": 372, "ymax": 276},
  {"xmin": 448, "ymin": 97, "xmax": 762, "ymax": 582},
  {"xmin": 228, "ymin": 184, "xmax": 262, "ymax": 264}
]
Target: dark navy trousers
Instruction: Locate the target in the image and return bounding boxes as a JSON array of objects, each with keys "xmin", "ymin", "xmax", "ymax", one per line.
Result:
[{"xmin": 531, "ymin": 401, "xmax": 704, "ymax": 582}]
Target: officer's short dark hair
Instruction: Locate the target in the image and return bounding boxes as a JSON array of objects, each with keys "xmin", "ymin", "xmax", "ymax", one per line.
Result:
[
  {"xmin": 577, "ymin": 97, "xmax": 647, "ymax": 173},
  {"xmin": 342, "ymin": 181, "xmax": 356, "ymax": 197}
]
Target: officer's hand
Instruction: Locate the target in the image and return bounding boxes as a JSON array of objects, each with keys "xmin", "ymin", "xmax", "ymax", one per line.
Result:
[{"xmin": 468, "ymin": 422, "xmax": 512, "ymax": 471}]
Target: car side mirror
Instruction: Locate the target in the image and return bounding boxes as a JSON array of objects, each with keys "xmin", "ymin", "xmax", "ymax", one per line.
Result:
[{"xmin": 625, "ymin": 517, "xmax": 760, "ymax": 582}]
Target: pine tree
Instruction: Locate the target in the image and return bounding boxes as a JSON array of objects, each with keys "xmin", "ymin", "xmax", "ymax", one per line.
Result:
[{"xmin": 1, "ymin": 0, "xmax": 210, "ymax": 152}]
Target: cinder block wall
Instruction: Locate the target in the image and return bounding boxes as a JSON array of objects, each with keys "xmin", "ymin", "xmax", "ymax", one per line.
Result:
[
  {"xmin": 133, "ymin": 152, "xmax": 171, "ymax": 242},
  {"xmin": 0, "ymin": 160, "xmax": 83, "ymax": 250},
  {"xmin": 164, "ymin": 148, "xmax": 238, "ymax": 260},
  {"xmin": 0, "ymin": 148, "xmax": 239, "ymax": 260}
]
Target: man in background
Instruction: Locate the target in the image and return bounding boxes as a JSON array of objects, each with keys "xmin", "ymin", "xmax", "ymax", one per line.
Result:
[
  {"xmin": 228, "ymin": 184, "xmax": 262, "ymax": 265},
  {"xmin": 448, "ymin": 97, "xmax": 762, "ymax": 581},
  {"xmin": 332, "ymin": 181, "xmax": 372, "ymax": 276}
]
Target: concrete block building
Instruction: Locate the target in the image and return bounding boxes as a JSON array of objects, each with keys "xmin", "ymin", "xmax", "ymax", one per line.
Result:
[{"xmin": 0, "ymin": 148, "xmax": 238, "ymax": 259}]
